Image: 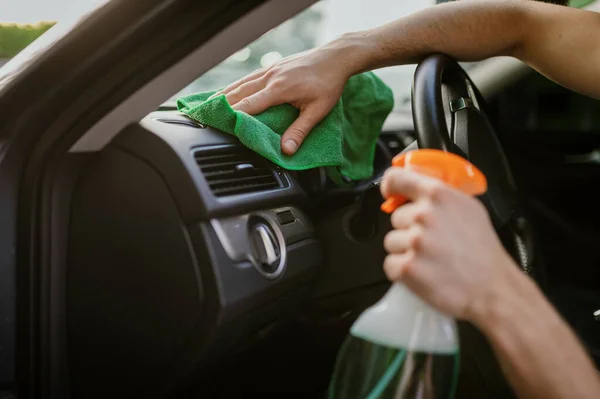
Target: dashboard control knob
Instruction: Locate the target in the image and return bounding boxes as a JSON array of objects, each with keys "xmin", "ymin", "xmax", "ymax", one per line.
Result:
[{"xmin": 248, "ymin": 216, "xmax": 286, "ymax": 279}]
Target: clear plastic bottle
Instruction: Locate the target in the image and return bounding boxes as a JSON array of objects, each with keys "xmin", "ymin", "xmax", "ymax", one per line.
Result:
[
  {"xmin": 328, "ymin": 149, "xmax": 487, "ymax": 399},
  {"xmin": 328, "ymin": 284, "xmax": 460, "ymax": 399}
]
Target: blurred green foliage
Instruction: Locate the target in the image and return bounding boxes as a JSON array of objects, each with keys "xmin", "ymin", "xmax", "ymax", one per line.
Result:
[
  {"xmin": 0, "ymin": 21, "xmax": 56, "ymax": 58},
  {"xmin": 570, "ymin": 0, "xmax": 595, "ymax": 7}
]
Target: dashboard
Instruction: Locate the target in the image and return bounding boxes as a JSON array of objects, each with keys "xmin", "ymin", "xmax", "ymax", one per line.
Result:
[{"xmin": 66, "ymin": 110, "xmax": 412, "ymax": 397}]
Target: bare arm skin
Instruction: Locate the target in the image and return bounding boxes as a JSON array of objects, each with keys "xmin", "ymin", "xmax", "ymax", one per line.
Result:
[
  {"xmin": 471, "ymin": 269, "xmax": 600, "ymax": 399},
  {"xmin": 380, "ymin": 169, "xmax": 600, "ymax": 399},
  {"xmin": 219, "ymin": 0, "xmax": 600, "ymax": 153},
  {"xmin": 345, "ymin": 0, "xmax": 600, "ymax": 97}
]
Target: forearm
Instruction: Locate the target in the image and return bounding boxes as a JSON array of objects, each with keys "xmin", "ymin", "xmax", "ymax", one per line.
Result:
[
  {"xmin": 332, "ymin": 0, "xmax": 527, "ymax": 73},
  {"xmin": 472, "ymin": 265, "xmax": 600, "ymax": 399},
  {"xmin": 326, "ymin": 0, "xmax": 600, "ymax": 98},
  {"xmin": 517, "ymin": 2, "xmax": 600, "ymax": 98}
]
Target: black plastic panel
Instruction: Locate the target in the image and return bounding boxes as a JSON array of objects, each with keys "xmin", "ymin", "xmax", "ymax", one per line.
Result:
[
  {"xmin": 68, "ymin": 148, "xmax": 203, "ymax": 397},
  {"xmin": 196, "ymin": 222, "xmax": 321, "ymax": 324},
  {"xmin": 67, "ymin": 116, "xmax": 323, "ymax": 396},
  {"xmin": 312, "ymin": 202, "xmax": 391, "ymax": 298},
  {"xmin": 168, "ymin": 222, "xmax": 320, "ymax": 390},
  {"xmin": 112, "ymin": 112, "xmax": 307, "ymax": 222}
]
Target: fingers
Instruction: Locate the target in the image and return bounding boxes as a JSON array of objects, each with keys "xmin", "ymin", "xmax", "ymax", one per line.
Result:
[
  {"xmin": 217, "ymin": 68, "xmax": 266, "ymax": 97},
  {"xmin": 383, "ymin": 242, "xmax": 438, "ymax": 290},
  {"xmin": 389, "ymin": 201, "xmax": 426, "ymax": 229},
  {"xmin": 280, "ymin": 105, "xmax": 325, "ymax": 154},
  {"xmin": 226, "ymin": 79, "xmax": 267, "ymax": 109},
  {"xmin": 231, "ymin": 90, "xmax": 274, "ymax": 115},
  {"xmin": 383, "ymin": 251, "xmax": 415, "ymax": 281},
  {"xmin": 383, "ymin": 226, "xmax": 423, "ymax": 254},
  {"xmin": 381, "ymin": 168, "xmax": 443, "ymax": 202}
]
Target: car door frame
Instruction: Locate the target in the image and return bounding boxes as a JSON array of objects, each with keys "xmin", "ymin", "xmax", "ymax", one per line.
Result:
[{"xmin": 0, "ymin": 0, "xmax": 320, "ymax": 396}]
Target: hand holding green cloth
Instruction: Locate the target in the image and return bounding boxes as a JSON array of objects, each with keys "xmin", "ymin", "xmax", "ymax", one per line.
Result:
[{"xmin": 176, "ymin": 72, "xmax": 394, "ymax": 184}]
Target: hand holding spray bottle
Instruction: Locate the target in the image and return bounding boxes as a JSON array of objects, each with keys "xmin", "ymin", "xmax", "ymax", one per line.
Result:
[{"xmin": 328, "ymin": 149, "xmax": 487, "ymax": 399}]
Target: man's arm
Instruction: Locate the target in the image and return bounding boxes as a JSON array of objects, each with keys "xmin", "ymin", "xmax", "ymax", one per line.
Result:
[
  {"xmin": 380, "ymin": 169, "xmax": 600, "ymax": 399},
  {"xmin": 220, "ymin": 0, "xmax": 600, "ymax": 153},
  {"xmin": 470, "ymin": 265, "xmax": 600, "ymax": 399},
  {"xmin": 343, "ymin": 0, "xmax": 600, "ymax": 98}
]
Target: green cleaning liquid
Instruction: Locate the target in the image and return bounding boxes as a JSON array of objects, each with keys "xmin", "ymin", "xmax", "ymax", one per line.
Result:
[{"xmin": 328, "ymin": 283, "xmax": 460, "ymax": 399}]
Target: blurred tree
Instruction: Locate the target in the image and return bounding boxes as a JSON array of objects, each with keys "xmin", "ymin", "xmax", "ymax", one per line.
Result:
[
  {"xmin": 0, "ymin": 21, "xmax": 55, "ymax": 58},
  {"xmin": 569, "ymin": 0, "xmax": 595, "ymax": 7}
]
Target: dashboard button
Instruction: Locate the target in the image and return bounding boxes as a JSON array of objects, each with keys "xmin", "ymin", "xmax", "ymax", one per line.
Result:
[{"xmin": 276, "ymin": 210, "xmax": 295, "ymax": 225}]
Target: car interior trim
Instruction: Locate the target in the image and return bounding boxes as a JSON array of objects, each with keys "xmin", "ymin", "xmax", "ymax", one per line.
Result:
[{"xmin": 68, "ymin": 0, "xmax": 317, "ymax": 153}]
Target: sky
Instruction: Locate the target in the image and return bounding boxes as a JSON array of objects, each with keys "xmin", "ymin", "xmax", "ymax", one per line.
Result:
[
  {"xmin": 0, "ymin": 0, "xmax": 108, "ymax": 23},
  {"xmin": 0, "ymin": 0, "xmax": 432, "ymax": 25},
  {"xmin": 319, "ymin": 0, "xmax": 433, "ymax": 43}
]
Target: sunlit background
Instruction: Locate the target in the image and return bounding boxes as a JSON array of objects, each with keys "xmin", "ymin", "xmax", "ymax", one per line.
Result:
[
  {"xmin": 0, "ymin": 0, "xmax": 108, "ymax": 23},
  {"xmin": 0, "ymin": 0, "xmax": 592, "ymax": 112},
  {"xmin": 172, "ymin": 0, "xmax": 438, "ymax": 113},
  {"xmin": 0, "ymin": 0, "xmax": 438, "ymax": 112}
]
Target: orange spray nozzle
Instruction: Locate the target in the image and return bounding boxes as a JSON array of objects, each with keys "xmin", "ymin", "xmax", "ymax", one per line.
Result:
[{"xmin": 380, "ymin": 149, "xmax": 487, "ymax": 214}]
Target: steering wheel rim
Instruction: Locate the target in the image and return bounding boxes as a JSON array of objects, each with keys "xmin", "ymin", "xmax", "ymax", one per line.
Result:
[
  {"xmin": 412, "ymin": 54, "xmax": 537, "ymax": 269},
  {"xmin": 411, "ymin": 54, "xmax": 544, "ymax": 399},
  {"xmin": 412, "ymin": 54, "xmax": 457, "ymax": 152},
  {"xmin": 413, "ymin": 55, "xmax": 507, "ymax": 219}
]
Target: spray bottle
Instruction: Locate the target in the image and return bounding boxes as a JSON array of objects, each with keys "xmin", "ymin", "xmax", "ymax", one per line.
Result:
[{"xmin": 328, "ymin": 149, "xmax": 487, "ymax": 399}]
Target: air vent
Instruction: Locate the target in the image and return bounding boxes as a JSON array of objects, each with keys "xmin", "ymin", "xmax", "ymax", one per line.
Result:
[{"xmin": 194, "ymin": 146, "xmax": 285, "ymax": 197}]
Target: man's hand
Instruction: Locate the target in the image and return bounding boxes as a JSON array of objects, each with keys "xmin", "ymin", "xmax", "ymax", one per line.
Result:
[
  {"xmin": 214, "ymin": 47, "xmax": 352, "ymax": 155},
  {"xmin": 380, "ymin": 167, "xmax": 517, "ymax": 323},
  {"xmin": 215, "ymin": 0, "xmax": 600, "ymax": 157},
  {"xmin": 381, "ymin": 168, "xmax": 600, "ymax": 399}
]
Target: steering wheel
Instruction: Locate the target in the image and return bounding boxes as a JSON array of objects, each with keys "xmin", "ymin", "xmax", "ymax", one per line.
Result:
[
  {"xmin": 412, "ymin": 54, "xmax": 539, "ymax": 277},
  {"xmin": 411, "ymin": 54, "xmax": 541, "ymax": 398}
]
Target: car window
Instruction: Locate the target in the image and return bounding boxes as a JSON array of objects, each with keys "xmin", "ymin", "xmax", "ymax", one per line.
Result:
[
  {"xmin": 173, "ymin": 0, "xmax": 437, "ymax": 115},
  {"xmin": 3, "ymin": 0, "xmax": 591, "ymax": 109},
  {"xmin": 0, "ymin": 0, "xmax": 108, "ymax": 24},
  {"xmin": 172, "ymin": 0, "xmax": 592, "ymax": 115}
]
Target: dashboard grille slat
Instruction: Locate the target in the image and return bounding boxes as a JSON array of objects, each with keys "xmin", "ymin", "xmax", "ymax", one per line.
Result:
[{"xmin": 194, "ymin": 146, "xmax": 285, "ymax": 197}]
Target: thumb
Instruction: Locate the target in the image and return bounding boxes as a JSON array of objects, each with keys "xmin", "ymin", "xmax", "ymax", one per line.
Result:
[{"xmin": 281, "ymin": 105, "xmax": 325, "ymax": 155}]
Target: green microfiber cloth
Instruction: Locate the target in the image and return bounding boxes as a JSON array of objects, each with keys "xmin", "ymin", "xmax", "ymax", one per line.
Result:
[{"xmin": 177, "ymin": 72, "xmax": 394, "ymax": 185}]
